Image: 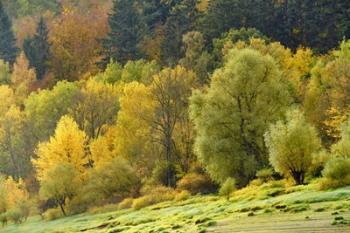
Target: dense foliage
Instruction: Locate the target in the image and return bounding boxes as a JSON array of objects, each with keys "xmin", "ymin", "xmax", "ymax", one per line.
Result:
[{"xmin": 0, "ymin": 0, "xmax": 349, "ymax": 222}]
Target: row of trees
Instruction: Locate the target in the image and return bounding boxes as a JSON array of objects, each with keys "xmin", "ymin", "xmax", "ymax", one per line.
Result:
[
  {"xmin": 1, "ymin": 0, "xmax": 350, "ymax": 84},
  {"xmin": 0, "ymin": 0, "xmax": 350, "ymax": 220}
]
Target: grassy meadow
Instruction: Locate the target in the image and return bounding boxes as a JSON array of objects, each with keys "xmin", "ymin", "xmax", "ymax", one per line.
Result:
[{"xmin": 3, "ymin": 183, "xmax": 350, "ymax": 233}]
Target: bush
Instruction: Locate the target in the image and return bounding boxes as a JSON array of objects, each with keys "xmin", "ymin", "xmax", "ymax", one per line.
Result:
[
  {"xmin": 7, "ymin": 208, "xmax": 23, "ymax": 224},
  {"xmin": 132, "ymin": 186, "xmax": 177, "ymax": 210},
  {"xmin": 151, "ymin": 161, "xmax": 178, "ymax": 187},
  {"xmin": 219, "ymin": 178, "xmax": 236, "ymax": 200},
  {"xmin": 17, "ymin": 201, "xmax": 31, "ymax": 222},
  {"xmin": 177, "ymin": 173, "xmax": 217, "ymax": 194},
  {"xmin": 319, "ymin": 158, "xmax": 350, "ymax": 190},
  {"xmin": 174, "ymin": 190, "xmax": 191, "ymax": 202},
  {"xmin": 118, "ymin": 198, "xmax": 134, "ymax": 210},
  {"xmin": 0, "ymin": 213, "xmax": 7, "ymax": 227},
  {"xmin": 44, "ymin": 208, "xmax": 62, "ymax": 221},
  {"xmin": 256, "ymin": 168, "xmax": 274, "ymax": 182},
  {"xmin": 85, "ymin": 157, "xmax": 139, "ymax": 204},
  {"xmin": 132, "ymin": 196, "xmax": 154, "ymax": 210}
]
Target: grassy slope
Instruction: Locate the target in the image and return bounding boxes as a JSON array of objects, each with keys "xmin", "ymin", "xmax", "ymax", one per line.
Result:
[{"xmin": 3, "ymin": 185, "xmax": 350, "ymax": 233}]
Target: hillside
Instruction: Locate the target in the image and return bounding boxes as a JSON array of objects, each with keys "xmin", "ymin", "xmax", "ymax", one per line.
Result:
[{"xmin": 3, "ymin": 184, "xmax": 350, "ymax": 233}]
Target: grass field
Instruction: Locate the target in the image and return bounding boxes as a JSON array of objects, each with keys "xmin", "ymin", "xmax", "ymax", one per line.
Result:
[{"xmin": 3, "ymin": 184, "xmax": 350, "ymax": 233}]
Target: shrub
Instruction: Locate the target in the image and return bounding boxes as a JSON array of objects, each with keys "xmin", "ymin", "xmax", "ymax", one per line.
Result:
[
  {"xmin": 132, "ymin": 186, "xmax": 177, "ymax": 210},
  {"xmin": 151, "ymin": 161, "xmax": 178, "ymax": 187},
  {"xmin": 17, "ymin": 202, "xmax": 31, "ymax": 222},
  {"xmin": 319, "ymin": 158, "xmax": 350, "ymax": 190},
  {"xmin": 177, "ymin": 173, "xmax": 217, "ymax": 194},
  {"xmin": 0, "ymin": 213, "xmax": 7, "ymax": 227},
  {"xmin": 7, "ymin": 208, "xmax": 23, "ymax": 224},
  {"xmin": 219, "ymin": 178, "xmax": 236, "ymax": 200},
  {"xmin": 88, "ymin": 204, "xmax": 119, "ymax": 214},
  {"xmin": 132, "ymin": 196, "xmax": 154, "ymax": 210},
  {"xmin": 174, "ymin": 190, "xmax": 191, "ymax": 202},
  {"xmin": 44, "ymin": 208, "xmax": 62, "ymax": 221},
  {"xmin": 85, "ymin": 157, "xmax": 139, "ymax": 203},
  {"xmin": 256, "ymin": 168, "xmax": 274, "ymax": 182},
  {"xmin": 118, "ymin": 198, "xmax": 134, "ymax": 210}
]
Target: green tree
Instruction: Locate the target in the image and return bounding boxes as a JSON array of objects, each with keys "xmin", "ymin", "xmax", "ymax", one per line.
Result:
[
  {"xmin": 24, "ymin": 81, "xmax": 80, "ymax": 142},
  {"xmin": 0, "ymin": 107, "xmax": 29, "ymax": 179},
  {"xmin": 151, "ymin": 66, "xmax": 196, "ymax": 187},
  {"xmin": 101, "ymin": 0, "xmax": 144, "ymax": 66},
  {"xmin": 23, "ymin": 17, "xmax": 50, "ymax": 80},
  {"xmin": 161, "ymin": 0, "xmax": 198, "ymax": 66},
  {"xmin": 71, "ymin": 79, "xmax": 119, "ymax": 139},
  {"xmin": 85, "ymin": 157, "xmax": 138, "ymax": 202},
  {"xmin": 39, "ymin": 163, "xmax": 79, "ymax": 216},
  {"xmin": 180, "ymin": 31, "xmax": 211, "ymax": 85},
  {"xmin": 265, "ymin": 109, "xmax": 322, "ymax": 185},
  {"xmin": 0, "ymin": 60, "xmax": 10, "ymax": 84},
  {"xmin": 0, "ymin": 1, "xmax": 18, "ymax": 64},
  {"xmin": 190, "ymin": 48, "xmax": 291, "ymax": 185}
]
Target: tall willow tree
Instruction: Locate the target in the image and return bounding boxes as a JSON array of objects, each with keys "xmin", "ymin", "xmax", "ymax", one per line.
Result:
[{"xmin": 190, "ymin": 48, "xmax": 291, "ymax": 185}]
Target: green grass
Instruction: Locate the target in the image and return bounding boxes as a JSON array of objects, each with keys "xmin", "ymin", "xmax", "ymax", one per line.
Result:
[{"xmin": 2, "ymin": 184, "xmax": 350, "ymax": 233}]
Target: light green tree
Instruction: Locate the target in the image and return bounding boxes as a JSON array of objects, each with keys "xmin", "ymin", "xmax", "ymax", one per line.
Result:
[
  {"xmin": 190, "ymin": 48, "xmax": 291, "ymax": 185},
  {"xmin": 265, "ymin": 109, "xmax": 322, "ymax": 185}
]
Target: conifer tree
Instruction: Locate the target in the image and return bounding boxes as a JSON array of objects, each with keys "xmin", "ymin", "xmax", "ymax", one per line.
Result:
[
  {"xmin": 0, "ymin": 1, "xmax": 18, "ymax": 64},
  {"xmin": 101, "ymin": 0, "xmax": 144, "ymax": 66},
  {"xmin": 161, "ymin": 0, "xmax": 198, "ymax": 66},
  {"xmin": 23, "ymin": 17, "xmax": 50, "ymax": 80}
]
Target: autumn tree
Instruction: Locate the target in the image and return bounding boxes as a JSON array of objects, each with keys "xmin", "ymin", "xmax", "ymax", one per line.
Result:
[
  {"xmin": 113, "ymin": 82, "xmax": 156, "ymax": 176},
  {"xmin": 0, "ymin": 176, "xmax": 30, "ymax": 222},
  {"xmin": 0, "ymin": 1, "xmax": 18, "ymax": 64},
  {"xmin": 150, "ymin": 66, "xmax": 196, "ymax": 187},
  {"xmin": 11, "ymin": 52, "xmax": 36, "ymax": 104},
  {"xmin": 85, "ymin": 157, "xmax": 138, "ymax": 203},
  {"xmin": 39, "ymin": 163, "xmax": 79, "ymax": 216},
  {"xmin": 50, "ymin": 7, "xmax": 108, "ymax": 80},
  {"xmin": 190, "ymin": 48, "xmax": 291, "ymax": 185},
  {"xmin": 0, "ymin": 85, "xmax": 15, "ymax": 114},
  {"xmin": 23, "ymin": 17, "xmax": 50, "ymax": 80},
  {"xmin": 71, "ymin": 79, "xmax": 119, "ymax": 140},
  {"xmin": 0, "ymin": 106, "xmax": 30, "ymax": 179},
  {"xmin": 265, "ymin": 109, "xmax": 322, "ymax": 185},
  {"xmin": 304, "ymin": 40, "xmax": 350, "ymax": 145},
  {"xmin": 96, "ymin": 60, "xmax": 160, "ymax": 85},
  {"xmin": 33, "ymin": 116, "xmax": 87, "ymax": 180}
]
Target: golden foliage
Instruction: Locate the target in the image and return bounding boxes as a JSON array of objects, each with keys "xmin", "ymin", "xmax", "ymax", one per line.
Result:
[{"xmin": 33, "ymin": 116, "xmax": 87, "ymax": 181}]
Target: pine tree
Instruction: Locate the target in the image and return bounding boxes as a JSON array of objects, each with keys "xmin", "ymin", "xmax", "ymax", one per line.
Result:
[
  {"xmin": 0, "ymin": 1, "xmax": 18, "ymax": 64},
  {"xmin": 101, "ymin": 0, "xmax": 144, "ymax": 66},
  {"xmin": 161, "ymin": 0, "xmax": 199, "ymax": 66},
  {"xmin": 23, "ymin": 17, "xmax": 50, "ymax": 80}
]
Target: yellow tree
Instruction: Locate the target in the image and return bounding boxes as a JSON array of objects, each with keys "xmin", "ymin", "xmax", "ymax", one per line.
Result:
[
  {"xmin": 150, "ymin": 66, "xmax": 196, "ymax": 186},
  {"xmin": 113, "ymin": 82, "xmax": 156, "ymax": 176},
  {"xmin": 71, "ymin": 79, "xmax": 119, "ymax": 140},
  {"xmin": 0, "ymin": 85, "xmax": 15, "ymax": 115},
  {"xmin": 49, "ymin": 7, "xmax": 108, "ymax": 81},
  {"xmin": 33, "ymin": 115, "xmax": 87, "ymax": 181},
  {"xmin": 0, "ymin": 176, "xmax": 30, "ymax": 221},
  {"xmin": 11, "ymin": 52, "xmax": 36, "ymax": 104}
]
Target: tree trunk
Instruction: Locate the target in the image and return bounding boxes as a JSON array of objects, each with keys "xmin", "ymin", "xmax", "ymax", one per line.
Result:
[
  {"xmin": 292, "ymin": 171, "xmax": 304, "ymax": 185},
  {"xmin": 57, "ymin": 199, "xmax": 66, "ymax": 216}
]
